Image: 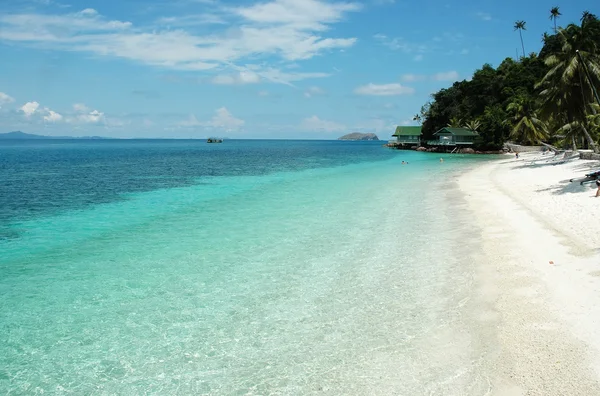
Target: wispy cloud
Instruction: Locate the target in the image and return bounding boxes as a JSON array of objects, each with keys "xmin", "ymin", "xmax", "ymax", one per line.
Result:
[
  {"xmin": 178, "ymin": 107, "xmax": 244, "ymax": 131},
  {"xmin": 0, "ymin": 92, "xmax": 15, "ymax": 107},
  {"xmin": 0, "ymin": 1, "xmax": 361, "ymax": 85},
  {"xmin": 401, "ymin": 74, "xmax": 426, "ymax": 82},
  {"xmin": 211, "ymin": 71, "xmax": 261, "ymax": 85},
  {"xmin": 206, "ymin": 107, "xmax": 244, "ymax": 131},
  {"xmin": 354, "ymin": 83, "xmax": 414, "ymax": 96},
  {"xmin": 373, "ymin": 33, "xmax": 429, "ymax": 61},
  {"xmin": 432, "ymin": 71, "xmax": 459, "ymax": 81},
  {"xmin": 476, "ymin": 12, "xmax": 492, "ymax": 21},
  {"xmin": 301, "ymin": 115, "xmax": 345, "ymax": 132},
  {"xmin": 304, "ymin": 86, "xmax": 327, "ymax": 98}
]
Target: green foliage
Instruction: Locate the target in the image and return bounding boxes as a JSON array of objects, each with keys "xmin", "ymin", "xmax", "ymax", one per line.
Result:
[{"xmin": 420, "ymin": 10, "xmax": 600, "ymax": 151}]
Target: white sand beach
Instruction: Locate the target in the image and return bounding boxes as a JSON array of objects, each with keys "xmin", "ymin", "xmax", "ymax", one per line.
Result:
[{"xmin": 459, "ymin": 153, "xmax": 600, "ymax": 395}]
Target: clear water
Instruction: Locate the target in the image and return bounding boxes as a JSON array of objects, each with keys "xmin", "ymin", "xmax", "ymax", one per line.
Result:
[{"xmin": 0, "ymin": 140, "xmax": 492, "ymax": 394}]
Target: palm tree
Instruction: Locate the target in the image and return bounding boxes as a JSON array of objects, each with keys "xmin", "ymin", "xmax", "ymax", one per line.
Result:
[
  {"xmin": 537, "ymin": 16, "xmax": 600, "ymax": 152},
  {"xmin": 447, "ymin": 116, "xmax": 462, "ymax": 128},
  {"xmin": 507, "ymin": 96, "xmax": 547, "ymax": 144},
  {"xmin": 581, "ymin": 11, "xmax": 598, "ymax": 24},
  {"xmin": 463, "ymin": 120, "xmax": 481, "ymax": 131},
  {"xmin": 514, "ymin": 20, "xmax": 527, "ymax": 58},
  {"xmin": 413, "ymin": 114, "xmax": 422, "ymax": 124},
  {"xmin": 550, "ymin": 7, "xmax": 561, "ymax": 33}
]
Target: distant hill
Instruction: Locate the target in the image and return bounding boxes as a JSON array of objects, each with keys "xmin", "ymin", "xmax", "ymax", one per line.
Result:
[
  {"xmin": 0, "ymin": 131, "xmax": 108, "ymax": 140},
  {"xmin": 338, "ymin": 132, "xmax": 379, "ymax": 141}
]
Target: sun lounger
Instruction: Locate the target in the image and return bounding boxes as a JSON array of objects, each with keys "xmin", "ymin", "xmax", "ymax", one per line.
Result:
[{"xmin": 570, "ymin": 170, "xmax": 600, "ymax": 185}]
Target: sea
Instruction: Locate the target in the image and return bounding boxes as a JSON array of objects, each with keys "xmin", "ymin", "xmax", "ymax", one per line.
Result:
[{"xmin": 0, "ymin": 139, "xmax": 494, "ymax": 395}]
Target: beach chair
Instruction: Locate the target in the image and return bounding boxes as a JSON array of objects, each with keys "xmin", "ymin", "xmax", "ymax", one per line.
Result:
[{"xmin": 569, "ymin": 170, "xmax": 600, "ymax": 185}]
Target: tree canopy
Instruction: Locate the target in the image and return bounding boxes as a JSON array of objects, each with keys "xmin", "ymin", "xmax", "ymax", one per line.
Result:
[{"xmin": 419, "ymin": 10, "xmax": 600, "ymax": 151}]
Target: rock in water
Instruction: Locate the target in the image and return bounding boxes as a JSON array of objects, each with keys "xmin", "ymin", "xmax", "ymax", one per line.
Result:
[{"xmin": 337, "ymin": 133, "xmax": 379, "ymax": 141}]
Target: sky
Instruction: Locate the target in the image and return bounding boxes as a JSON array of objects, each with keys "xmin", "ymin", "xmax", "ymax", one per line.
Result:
[{"xmin": 0, "ymin": 0, "xmax": 596, "ymax": 139}]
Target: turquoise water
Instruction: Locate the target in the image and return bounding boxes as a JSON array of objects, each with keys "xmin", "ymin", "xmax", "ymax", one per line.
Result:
[{"xmin": 1, "ymin": 140, "xmax": 492, "ymax": 394}]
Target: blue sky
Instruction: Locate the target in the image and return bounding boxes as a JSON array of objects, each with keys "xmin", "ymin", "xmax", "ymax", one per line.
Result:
[{"xmin": 0, "ymin": 0, "xmax": 596, "ymax": 139}]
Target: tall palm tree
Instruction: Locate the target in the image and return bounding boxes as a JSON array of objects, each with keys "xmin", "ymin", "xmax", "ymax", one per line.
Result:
[
  {"xmin": 550, "ymin": 7, "xmax": 561, "ymax": 33},
  {"xmin": 507, "ymin": 96, "xmax": 547, "ymax": 144},
  {"xmin": 447, "ymin": 116, "xmax": 462, "ymax": 128},
  {"xmin": 514, "ymin": 20, "xmax": 527, "ymax": 58},
  {"xmin": 463, "ymin": 120, "xmax": 481, "ymax": 131},
  {"xmin": 413, "ymin": 114, "xmax": 422, "ymax": 124},
  {"xmin": 537, "ymin": 18, "xmax": 600, "ymax": 152}
]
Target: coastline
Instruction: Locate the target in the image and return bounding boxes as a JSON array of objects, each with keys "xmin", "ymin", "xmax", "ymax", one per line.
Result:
[{"xmin": 457, "ymin": 153, "xmax": 600, "ymax": 394}]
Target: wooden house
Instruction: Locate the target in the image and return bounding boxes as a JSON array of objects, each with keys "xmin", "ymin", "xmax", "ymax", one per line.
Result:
[
  {"xmin": 427, "ymin": 127, "xmax": 478, "ymax": 146},
  {"xmin": 392, "ymin": 126, "xmax": 422, "ymax": 146}
]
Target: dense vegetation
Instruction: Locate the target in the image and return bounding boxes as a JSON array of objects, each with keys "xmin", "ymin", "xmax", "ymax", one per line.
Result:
[{"xmin": 418, "ymin": 9, "xmax": 600, "ymax": 151}]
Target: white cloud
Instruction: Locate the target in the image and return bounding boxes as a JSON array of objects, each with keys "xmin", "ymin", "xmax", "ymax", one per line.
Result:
[
  {"xmin": 476, "ymin": 12, "xmax": 492, "ymax": 21},
  {"xmin": 211, "ymin": 71, "xmax": 261, "ymax": 85},
  {"xmin": 19, "ymin": 101, "xmax": 64, "ymax": 122},
  {"xmin": 0, "ymin": 92, "xmax": 15, "ymax": 106},
  {"xmin": 432, "ymin": 71, "xmax": 459, "ymax": 81},
  {"xmin": 0, "ymin": 2, "xmax": 360, "ymax": 84},
  {"xmin": 354, "ymin": 83, "xmax": 414, "ymax": 96},
  {"xmin": 78, "ymin": 109, "xmax": 105, "ymax": 123},
  {"xmin": 43, "ymin": 109, "xmax": 63, "ymax": 122},
  {"xmin": 304, "ymin": 86, "xmax": 326, "ymax": 98},
  {"xmin": 156, "ymin": 14, "xmax": 226, "ymax": 27},
  {"xmin": 401, "ymin": 74, "xmax": 426, "ymax": 82},
  {"xmin": 178, "ymin": 108, "xmax": 245, "ymax": 131},
  {"xmin": 20, "ymin": 101, "xmax": 40, "ymax": 117},
  {"xmin": 73, "ymin": 103, "xmax": 89, "ymax": 112},
  {"xmin": 373, "ymin": 34, "xmax": 428, "ymax": 57},
  {"xmin": 234, "ymin": 0, "xmax": 361, "ymax": 30},
  {"xmin": 206, "ymin": 107, "xmax": 244, "ymax": 131},
  {"xmin": 258, "ymin": 90, "xmax": 270, "ymax": 97},
  {"xmin": 413, "ymin": 54, "xmax": 423, "ymax": 61},
  {"xmin": 67, "ymin": 104, "xmax": 105, "ymax": 124},
  {"xmin": 301, "ymin": 115, "xmax": 345, "ymax": 132}
]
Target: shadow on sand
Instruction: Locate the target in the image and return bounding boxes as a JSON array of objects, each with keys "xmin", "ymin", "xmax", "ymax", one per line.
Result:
[{"xmin": 532, "ymin": 160, "xmax": 600, "ymax": 196}]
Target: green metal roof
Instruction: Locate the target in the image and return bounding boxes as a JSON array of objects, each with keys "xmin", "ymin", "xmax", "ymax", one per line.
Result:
[
  {"xmin": 392, "ymin": 126, "xmax": 422, "ymax": 137},
  {"xmin": 433, "ymin": 127, "xmax": 479, "ymax": 136}
]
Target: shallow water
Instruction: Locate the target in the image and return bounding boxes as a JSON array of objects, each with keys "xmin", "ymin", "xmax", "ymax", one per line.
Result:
[{"xmin": 0, "ymin": 140, "xmax": 494, "ymax": 394}]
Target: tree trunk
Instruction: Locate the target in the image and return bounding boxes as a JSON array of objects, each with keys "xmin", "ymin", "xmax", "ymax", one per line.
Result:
[
  {"xmin": 581, "ymin": 125, "xmax": 598, "ymax": 153},
  {"xmin": 554, "ymin": 19, "xmax": 557, "ymax": 33},
  {"xmin": 572, "ymin": 136, "xmax": 577, "ymax": 151},
  {"xmin": 519, "ymin": 31, "xmax": 525, "ymax": 58}
]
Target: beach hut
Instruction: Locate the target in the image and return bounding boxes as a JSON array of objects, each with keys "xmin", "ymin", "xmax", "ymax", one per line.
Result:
[
  {"xmin": 427, "ymin": 127, "xmax": 478, "ymax": 146},
  {"xmin": 392, "ymin": 126, "xmax": 422, "ymax": 146}
]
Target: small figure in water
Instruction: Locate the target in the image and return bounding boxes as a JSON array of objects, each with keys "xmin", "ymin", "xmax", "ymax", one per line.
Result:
[
  {"xmin": 401, "ymin": 160, "xmax": 406, "ymax": 165},
  {"xmin": 440, "ymin": 158, "xmax": 444, "ymax": 163}
]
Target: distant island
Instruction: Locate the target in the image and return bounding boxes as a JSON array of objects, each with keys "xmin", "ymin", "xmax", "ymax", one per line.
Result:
[
  {"xmin": 338, "ymin": 133, "xmax": 379, "ymax": 141},
  {"xmin": 0, "ymin": 131, "xmax": 109, "ymax": 140}
]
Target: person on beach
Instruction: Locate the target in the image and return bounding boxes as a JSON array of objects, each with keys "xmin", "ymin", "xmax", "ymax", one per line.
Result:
[
  {"xmin": 596, "ymin": 180, "xmax": 600, "ymax": 197},
  {"xmin": 515, "ymin": 152, "xmax": 519, "ymax": 159}
]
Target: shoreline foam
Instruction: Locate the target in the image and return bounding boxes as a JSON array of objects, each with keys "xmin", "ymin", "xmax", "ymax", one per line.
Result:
[{"xmin": 458, "ymin": 153, "xmax": 600, "ymax": 395}]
